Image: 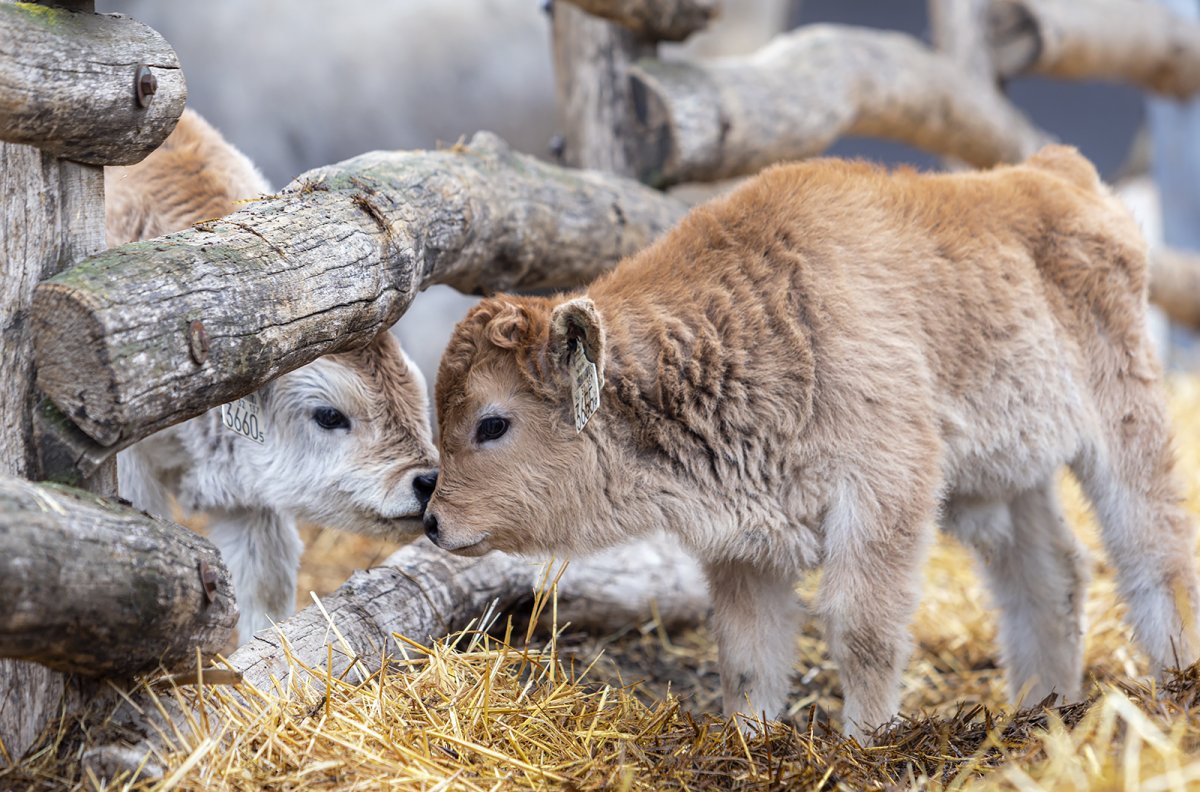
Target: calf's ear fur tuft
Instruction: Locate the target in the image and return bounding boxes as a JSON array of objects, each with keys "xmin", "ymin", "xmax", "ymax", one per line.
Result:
[
  {"xmin": 485, "ymin": 302, "xmax": 535, "ymax": 350},
  {"xmin": 549, "ymin": 297, "xmax": 606, "ymax": 381}
]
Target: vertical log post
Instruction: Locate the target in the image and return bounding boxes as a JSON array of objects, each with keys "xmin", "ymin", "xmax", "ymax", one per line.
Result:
[
  {"xmin": 928, "ymin": 0, "xmax": 999, "ymax": 88},
  {"xmin": 929, "ymin": 0, "xmax": 1003, "ymax": 174},
  {"xmin": 551, "ymin": 1, "xmax": 657, "ymax": 174},
  {"xmin": 0, "ymin": 0, "xmax": 111, "ymax": 765}
]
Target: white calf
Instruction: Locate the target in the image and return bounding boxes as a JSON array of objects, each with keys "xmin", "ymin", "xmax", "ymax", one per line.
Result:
[{"xmin": 110, "ymin": 110, "xmax": 438, "ymax": 642}]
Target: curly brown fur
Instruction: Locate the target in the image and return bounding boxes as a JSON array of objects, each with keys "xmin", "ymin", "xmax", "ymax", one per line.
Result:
[{"xmin": 425, "ymin": 147, "xmax": 1200, "ymax": 741}]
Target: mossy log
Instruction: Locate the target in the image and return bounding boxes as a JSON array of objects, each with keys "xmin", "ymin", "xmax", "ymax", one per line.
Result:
[
  {"xmin": 628, "ymin": 23, "xmax": 1051, "ymax": 186},
  {"xmin": 31, "ymin": 131, "xmax": 689, "ymax": 455},
  {"xmin": 0, "ymin": 475, "xmax": 237, "ymax": 676},
  {"xmin": 0, "ymin": 2, "xmax": 186, "ymax": 165}
]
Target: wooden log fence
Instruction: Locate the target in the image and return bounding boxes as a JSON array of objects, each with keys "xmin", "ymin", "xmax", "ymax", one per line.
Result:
[
  {"xmin": 31, "ymin": 132, "xmax": 689, "ymax": 461},
  {"xmin": 0, "ymin": 475, "xmax": 236, "ymax": 676},
  {"xmin": 626, "ymin": 24, "xmax": 1052, "ymax": 186},
  {"xmin": 0, "ymin": 0, "xmax": 188, "ymax": 762},
  {"xmin": 988, "ymin": 0, "xmax": 1200, "ymax": 98},
  {"xmin": 0, "ymin": 2, "xmax": 186, "ymax": 165}
]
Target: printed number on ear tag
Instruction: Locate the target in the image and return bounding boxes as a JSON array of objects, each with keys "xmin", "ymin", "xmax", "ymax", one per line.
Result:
[
  {"xmin": 221, "ymin": 393, "xmax": 267, "ymax": 444},
  {"xmin": 569, "ymin": 344, "xmax": 600, "ymax": 433}
]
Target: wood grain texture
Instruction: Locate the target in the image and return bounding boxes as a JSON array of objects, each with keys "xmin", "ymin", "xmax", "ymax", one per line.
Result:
[
  {"xmin": 628, "ymin": 23, "xmax": 1052, "ymax": 186},
  {"xmin": 0, "ymin": 475, "xmax": 237, "ymax": 676},
  {"xmin": 0, "ymin": 143, "xmax": 107, "ymax": 482},
  {"xmin": 0, "ymin": 134, "xmax": 112, "ymax": 761},
  {"xmin": 32, "ymin": 131, "xmax": 688, "ymax": 449},
  {"xmin": 562, "ymin": 0, "xmax": 717, "ymax": 42},
  {"xmin": 552, "ymin": 2, "xmax": 655, "ymax": 175},
  {"xmin": 0, "ymin": 2, "xmax": 186, "ymax": 165},
  {"xmin": 988, "ymin": 0, "xmax": 1200, "ymax": 98}
]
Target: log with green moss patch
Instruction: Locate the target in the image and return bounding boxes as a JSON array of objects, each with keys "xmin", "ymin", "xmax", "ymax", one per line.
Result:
[
  {"xmin": 0, "ymin": 2, "xmax": 186, "ymax": 165},
  {"xmin": 33, "ymin": 131, "xmax": 688, "ymax": 449}
]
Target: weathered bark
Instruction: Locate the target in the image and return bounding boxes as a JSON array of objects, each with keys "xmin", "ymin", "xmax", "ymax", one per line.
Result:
[
  {"xmin": 628, "ymin": 23, "xmax": 1052, "ymax": 186},
  {"xmin": 86, "ymin": 533, "xmax": 708, "ymax": 781},
  {"xmin": 0, "ymin": 2, "xmax": 186, "ymax": 165},
  {"xmin": 561, "ymin": 0, "xmax": 717, "ymax": 42},
  {"xmin": 0, "ymin": 475, "xmax": 237, "ymax": 676},
  {"xmin": 552, "ymin": 2, "xmax": 655, "ymax": 175},
  {"xmin": 988, "ymin": 0, "xmax": 1200, "ymax": 98},
  {"xmin": 232, "ymin": 532, "xmax": 707, "ymax": 692},
  {"xmin": 32, "ymin": 131, "xmax": 688, "ymax": 452},
  {"xmin": 0, "ymin": 144, "xmax": 109, "ymax": 486},
  {"xmin": 1150, "ymin": 247, "xmax": 1200, "ymax": 329},
  {"xmin": 0, "ymin": 38, "xmax": 115, "ymax": 754}
]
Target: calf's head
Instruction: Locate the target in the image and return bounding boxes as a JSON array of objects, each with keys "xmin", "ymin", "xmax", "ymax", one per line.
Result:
[
  {"xmin": 248, "ymin": 330, "xmax": 438, "ymax": 539},
  {"xmin": 425, "ymin": 295, "xmax": 628, "ymax": 557}
]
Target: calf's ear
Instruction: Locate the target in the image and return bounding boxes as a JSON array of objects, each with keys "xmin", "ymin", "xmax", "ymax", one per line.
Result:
[{"xmin": 549, "ymin": 297, "xmax": 606, "ymax": 381}]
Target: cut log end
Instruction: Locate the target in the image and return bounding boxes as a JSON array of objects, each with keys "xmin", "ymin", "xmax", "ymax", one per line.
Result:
[
  {"xmin": 0, "ymin": 4, "xmax": 187, "ymax": 165},
  {"xmin": 32, "ymin": 281, "xmax": 123, "ymax": 447},
  {"xmin": 0, "ymin": 476, "xmax": 237, "ymax": 676}
]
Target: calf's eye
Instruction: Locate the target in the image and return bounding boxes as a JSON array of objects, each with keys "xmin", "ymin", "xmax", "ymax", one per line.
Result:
[
  {"xmin": 475, "ymin": 415, "xmax": 509, "ymax": 443},
  {"xmin": 313, "ymin": 406, "xmax": 351, "ymax": 431}
]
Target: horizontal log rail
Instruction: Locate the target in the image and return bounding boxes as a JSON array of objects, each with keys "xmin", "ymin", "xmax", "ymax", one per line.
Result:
[
  {"xmin": 32, "ymin": 132, "xmax": 689, "ymax": 454},
  {"xmin": 628, "ymin": 23, "xmax": 1052, "ymax": 187},
  {"xmin": 0, "ymin": 2, "xmax": 186, "ymax": 165},
  {"xmin": 1151, "ymin": 247, "xmax": 1200, "ymax": 330},
  {"xmin": 560, "ymin": 0, "xmax": 718, "ymax": 42},
  {"xmin": 0, "ymin": 474, "xmax": 236, "ymax": 676},
  {"xmin": 988, "ymin": 0, "xmax": 1200, "ymax": 98}
]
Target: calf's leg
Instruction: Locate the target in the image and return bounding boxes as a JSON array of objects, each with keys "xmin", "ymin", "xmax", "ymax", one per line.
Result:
[
  {"xmin": 946, "ymin": 484, "xmax": 1090, "ymax": 708},
  {"xmin": 1072, "ymin": 391, "xmax": 1200, "ymax": 676},
  {"xmin": 206, "ymin": 508, "xmax": 304, "ymax": 645},
  {"xmin": 705, "ymin": 557, "xmax": 803, "ymax": 727},
  {"xmin": 817, "ymin": 482, "xmax": 935, "ymax": 742}
]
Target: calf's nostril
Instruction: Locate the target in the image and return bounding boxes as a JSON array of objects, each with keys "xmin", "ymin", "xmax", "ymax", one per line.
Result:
[
  {"xmin": 423, "ymin": 513, "xmax": 440, "ymax": 543},
  {"xmin": 412, "ymin": 471, "xmax": 438, "ymax": 507}
]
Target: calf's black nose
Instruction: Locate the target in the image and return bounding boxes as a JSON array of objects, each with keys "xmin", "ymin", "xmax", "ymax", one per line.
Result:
[
  {"xmin": 413, "ymin": 471, "xmax": 438, "ymax": 508},
  {"xmin": 423, "ymin": 513, "xmax": 440, "ymax": 544}
]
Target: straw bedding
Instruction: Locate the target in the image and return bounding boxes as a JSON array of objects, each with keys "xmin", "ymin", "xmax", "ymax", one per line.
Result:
[{"xmin": 5, "ymin": 377, "xmax": 1200, "ymax": 790}]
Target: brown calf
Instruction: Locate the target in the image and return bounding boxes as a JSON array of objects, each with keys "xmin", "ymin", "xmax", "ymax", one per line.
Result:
[{"xmin": 422, "ymin": 147, "xmax": 1200, "ymax": 740}]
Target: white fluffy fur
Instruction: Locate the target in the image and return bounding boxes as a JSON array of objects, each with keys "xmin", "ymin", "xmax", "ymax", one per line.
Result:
[{"xmin": 119, "ymin": 348, "xmax": 437, "ymax": 642}]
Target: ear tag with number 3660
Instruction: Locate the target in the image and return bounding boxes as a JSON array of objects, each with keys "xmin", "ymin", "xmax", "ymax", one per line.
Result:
[
  {"xmin": 569, "ymin": 343, "xmax": 600, "ymax": 433},
  {"xmin": 221, "ymin": 393, "xmax": 267, "ymax": 444}
]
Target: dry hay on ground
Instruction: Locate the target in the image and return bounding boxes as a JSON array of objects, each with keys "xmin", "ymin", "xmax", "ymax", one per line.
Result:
[{"xmin": 6, "ymin": 377, "xmax": 1200, "ymax": 790}]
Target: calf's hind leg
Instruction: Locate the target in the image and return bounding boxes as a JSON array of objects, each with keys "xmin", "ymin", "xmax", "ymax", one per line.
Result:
[
  {"xmin": 945, "ymin": 484, "xmax": 1090, "ymax": 709},
  {"xmin": 1073, "ymin": 371, "xmax": 1200, "ymax": 676}
]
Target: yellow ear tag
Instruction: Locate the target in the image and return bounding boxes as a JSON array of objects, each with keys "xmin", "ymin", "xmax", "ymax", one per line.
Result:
[{"xmin": 569, "ymin": 343, "xmax": 600, "ymax": 433}]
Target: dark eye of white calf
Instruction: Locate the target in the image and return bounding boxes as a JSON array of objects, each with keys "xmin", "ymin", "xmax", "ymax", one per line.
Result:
[
  {"xmin": 313, "ymin": 406, "xmax": 351, "ymax": 431},
  {"xmin": 475, "ymin": 415, "xmax": 509, "ymax": 443}
]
